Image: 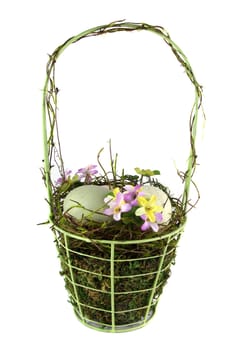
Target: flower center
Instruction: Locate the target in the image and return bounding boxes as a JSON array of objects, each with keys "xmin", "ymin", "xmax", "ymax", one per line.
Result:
[
  {"xmin": 145, "ymin": 205, "xmax": 153, "ymax": 211},
  {"xmin": 114, "ymin": 206, "xmax": 121, "ymax": 214}
]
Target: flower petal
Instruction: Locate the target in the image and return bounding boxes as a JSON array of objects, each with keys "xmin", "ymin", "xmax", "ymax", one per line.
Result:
[
  {"xmin": 90, "ymin": 170, "xmax": 98, "ymax": 175},
  {"xmin": 88, "ymin": 165, "xmax": 97, "ymax": 170},
  {"xmin": 140, "ymin": 214, "xmax": 147, "ymax": 220},
  {"xmin": 156, "ymin": 212, "xmax": 163, "ymax": 223},
  {"xmin": 121, "ymin": 203, "xmax": 132, "ymax": 213},
  {"xmin": 113, "ymin": 188, "xmax": 120, "ymax": 197},
  {"xmin": 131, "ymin": 198, "xmax": 139, "ymax": 206},
  {"xmin": 65, "ymin": 170, "xmax": 72, "ymax": 176},
  {"xmin": 104, "ymin": 208, "xmax": 114, "ymax": 216},
  {"xmin": 148, "ymin": 195, "xmax": 157, "ymax": 206},
  {"xmin": 141, "ymin": 221, "xmax": 150, "ymax": 231},
  {"xmin": 113, "ymin": 212, "xmax": 121, "ymax": 221},
  {"xmin": 124, "ymin": 185, "xmax": 134, "ymax": 192},
  {"xmin": 137, "ymin": 196, "xmax": 147, "ymax": 206},
  {"xmin": 123, "ymin": 192, "xmax": 133, "ymax": 203},
  {"xmin": 77, "ymin": 167, "xmax": 86, "ymax": 173},
  {"xmin": 104, "ymin": 195, "xmax": 114, "ymax": 203},
  {"xmin": 147, "ymin": 211, "xmax": 156, "ymax": 223},
  {"xmin": 150, "ymin": 222, "xmax": 159, "ymax": 232},
  {"xmin": 135, "ymin": 207, "xmax": 145, "ymax": 217}
]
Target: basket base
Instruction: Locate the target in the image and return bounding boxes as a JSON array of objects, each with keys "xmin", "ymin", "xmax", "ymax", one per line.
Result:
[{"xmin": 74, "ymin": 309, "xmax": 155, "ymax": 333}]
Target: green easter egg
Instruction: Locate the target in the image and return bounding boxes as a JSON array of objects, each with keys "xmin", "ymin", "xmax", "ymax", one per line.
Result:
[{"xmin": 63, "ymin": 185, "xmax": 111, "ymax": 223}]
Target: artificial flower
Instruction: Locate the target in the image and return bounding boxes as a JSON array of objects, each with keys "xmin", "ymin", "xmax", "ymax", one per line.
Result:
[
  {"xmin": 55, "ymin": 169, "xmax": 72, "ymax": 186},
  {"xmin": 135, "ymin": 195, "xmax": 163, "ymax": 222},
  {"xmin": 76, "ymin": 164, "xmax": 98, "ymax": 183},
  {"xmin": 104, "ymin": 191, "xmax": 131, "ymax": 221},
  {"xmin": 140, "ymin": 213, "xmax": 163, "ymax": 232},
  {"xmin": 123, "ymin": 185, "xmax": 143, "ymax": 206}
]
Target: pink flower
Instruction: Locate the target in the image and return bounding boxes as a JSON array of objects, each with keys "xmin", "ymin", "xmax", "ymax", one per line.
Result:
[
  {"xmin": 123, "ymin": 185, "xmax": 143, "ymax": 206},
  {"xmin": 104, "ymin": 191, "xmax": 131, "ymax": 221},
  {"xmin": 76, "ymin": 165, "xmax": 98, "ymax": 183},
  {"xmin": 55, "ymin": 169, "xmax": 72, "ymax": 186},
  {"xmin": 140, "ymin": 212, "xmax": 163, "ymax": 232}
]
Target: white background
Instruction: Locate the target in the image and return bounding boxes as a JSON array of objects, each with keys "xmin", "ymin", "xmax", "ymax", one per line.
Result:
[{"xmin": 1, "ymin": 1, "xmax": 233, "ymax": 349}]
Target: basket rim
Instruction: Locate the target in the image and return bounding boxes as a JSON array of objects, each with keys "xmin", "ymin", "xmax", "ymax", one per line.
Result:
[{"xmin": 50, "ymin": 215, "xmax": 186, "ymax": 245}]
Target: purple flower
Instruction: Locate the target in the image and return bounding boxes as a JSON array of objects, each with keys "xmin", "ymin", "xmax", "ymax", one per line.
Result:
[
  {"xmin": 55, "ymin": 169, "xmax": 72, "ymax": 186},
  {"xmin": 123, "ymin": 185, "xmax": 143, "ymax": 206},
  {"xmin": 76, "ymin": 164, "xmax": 98, "ymax": 183},
  {"xmin": 104, "ymin": 191, "xmax": 131, "ymax": 221},
  {"xmin": 140, "ymin": 212, "xmax": 163, "ymax": 232}
]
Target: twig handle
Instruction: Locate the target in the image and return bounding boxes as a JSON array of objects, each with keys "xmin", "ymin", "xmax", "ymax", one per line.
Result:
[{"xmin": 42, "ymin": 20, "xmax": 202, "ymax": 213}]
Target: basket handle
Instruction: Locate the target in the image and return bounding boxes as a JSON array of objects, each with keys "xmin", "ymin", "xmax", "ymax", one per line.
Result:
[{"xmin": 42, "ymin": 20, "xmax": 202, "ymax": 214}]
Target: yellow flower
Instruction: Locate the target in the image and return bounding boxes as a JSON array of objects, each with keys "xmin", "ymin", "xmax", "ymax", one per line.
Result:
[{"xmin": 135, "ymin": 195, "xmax": 163, "ymax": 222}]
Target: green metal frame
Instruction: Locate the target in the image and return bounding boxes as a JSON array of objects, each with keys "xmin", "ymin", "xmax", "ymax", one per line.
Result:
[
  {"xmin": 52, "ymin": 221, "xmax": 185, "ymax": 332},
  {"xmin": 41, "ymin": 20, "xmax": 202, "ymax": 332}
]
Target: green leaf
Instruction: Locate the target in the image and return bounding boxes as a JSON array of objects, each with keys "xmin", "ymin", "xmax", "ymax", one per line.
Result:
[
  {"xmin": 70, "ymin": 174, "xmax": 79, "ymax": 184},
  {"xmin": 59, "ymin": 181, "xmax": 71, "ymax": 193},
  {"xmin": 151, "ymin": 170, "xmax": 161, "ymax": 175},
  {"xmin": 134, "ymin": 167, "xmax": 160, "ymax": 176}
]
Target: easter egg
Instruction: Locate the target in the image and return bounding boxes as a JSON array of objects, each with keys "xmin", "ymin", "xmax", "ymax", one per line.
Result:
[
  {"xmin": 63, "ymin": 185, "xmax": 111, "ymax": 223},
  {"xmin": 141, "ymin": 185, "xmax": 172, "ymax": 224}
]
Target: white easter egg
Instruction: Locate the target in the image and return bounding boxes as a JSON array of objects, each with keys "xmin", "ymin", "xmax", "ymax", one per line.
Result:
[
  {"xmin": 141, "ymin": 185, "xmax": 172, "ymax": 224},
  {"xmin": 63, "ymin": 185, "xmax": 111, "ymax": 223}
]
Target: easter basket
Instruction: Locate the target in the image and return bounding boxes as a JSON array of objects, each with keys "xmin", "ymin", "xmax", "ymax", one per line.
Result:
[{"xmin": 41, "ymin": 21, "xmax": 203, "ymax": 332}]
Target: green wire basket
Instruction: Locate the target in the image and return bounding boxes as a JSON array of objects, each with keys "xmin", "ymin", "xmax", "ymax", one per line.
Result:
[{"xmin": 42, "ymin": 21, "xmax": 202, "ymax": 333}]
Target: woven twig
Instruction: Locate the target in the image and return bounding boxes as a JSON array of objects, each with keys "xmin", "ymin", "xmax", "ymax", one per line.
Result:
[{"xmin": 42, "ymin": 20, "xmax": 202, "ymax": 216}]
